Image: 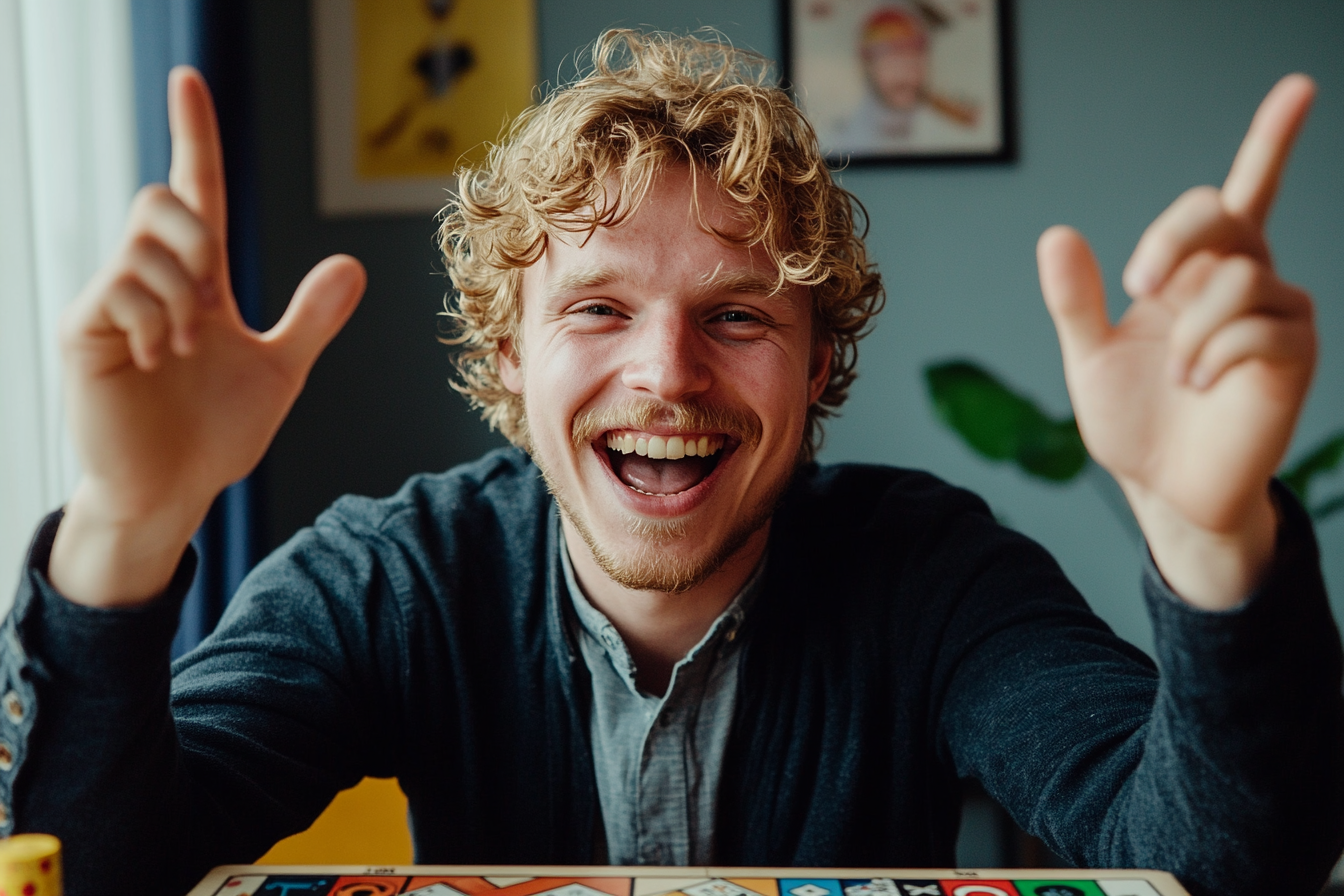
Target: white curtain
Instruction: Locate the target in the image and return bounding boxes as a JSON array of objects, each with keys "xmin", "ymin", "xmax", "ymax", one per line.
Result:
[{"xmin": 0, "ymin": 0, "xmax": 137, "ymax": 611}]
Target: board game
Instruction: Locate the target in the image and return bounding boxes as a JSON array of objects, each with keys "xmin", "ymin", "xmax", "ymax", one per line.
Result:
[{"xmin": 184, "ymin": 865, "xmax": 1190, "ymax": 896}]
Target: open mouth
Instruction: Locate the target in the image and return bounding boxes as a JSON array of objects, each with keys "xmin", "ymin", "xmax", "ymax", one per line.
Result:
[{"xmin": 598, "ymin": 431, "xmax": 729, "ymax": 496}]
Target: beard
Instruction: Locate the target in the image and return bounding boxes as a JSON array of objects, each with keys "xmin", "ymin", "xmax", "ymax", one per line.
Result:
[{"xmin": 531, "ymin": 398, "xmax": 793, "ymax": 594}]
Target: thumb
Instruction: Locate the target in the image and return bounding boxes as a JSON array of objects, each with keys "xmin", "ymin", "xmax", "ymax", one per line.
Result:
[
  {"xmin": 1037, "ymin": 225, "xmax": 1112, "ymax": 367},
  {"xmin": 266, "ymin": 254, "xmax": 366, "ymax": 377}
]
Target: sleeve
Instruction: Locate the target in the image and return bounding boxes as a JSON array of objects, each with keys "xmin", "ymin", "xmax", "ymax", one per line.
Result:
[
  {"xmin": 939, "ymin": 483, "xmax": 1344, "ymax": 896},
  {"xmin": 2, "ymin": 509, "xmax": 408, "ymax": 896}
]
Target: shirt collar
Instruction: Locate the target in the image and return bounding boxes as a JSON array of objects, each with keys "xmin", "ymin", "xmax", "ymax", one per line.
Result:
[{"xmin": 559, "ymin": 529, "xmax": 764, "ymax": 692}]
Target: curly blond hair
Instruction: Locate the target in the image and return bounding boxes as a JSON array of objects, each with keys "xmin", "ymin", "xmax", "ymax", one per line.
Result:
[{"xmin": 438, "ymin": 28, "xmax": 884, "ymax": 459}]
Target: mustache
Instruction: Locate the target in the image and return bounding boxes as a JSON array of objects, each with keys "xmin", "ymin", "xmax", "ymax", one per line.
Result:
[{"xmin": 571, "ymin": 399, "xmax": 763, "ymax": 453}]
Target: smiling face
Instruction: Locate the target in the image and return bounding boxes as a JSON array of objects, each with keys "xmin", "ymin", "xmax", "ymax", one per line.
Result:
[
  {"xmin": 498, "ymin": 164, "xmax": 831, "ymax": 594},
  {"xmin": 864, "ymin": 41, "xmax": 928, "ymax": 111}
]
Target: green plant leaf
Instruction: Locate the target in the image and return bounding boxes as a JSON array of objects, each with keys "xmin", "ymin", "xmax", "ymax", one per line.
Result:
[
  {"xmin": 1018, "ymin": 418, "xmax": 1090, "ymax": 482},
  {"xmin": 1279, "ymin": 430, "xmax": 1344, "ymax": 507},
  {"xmin": 924, "ymin": 360, "xmax": 1088, "ymax": 483}
]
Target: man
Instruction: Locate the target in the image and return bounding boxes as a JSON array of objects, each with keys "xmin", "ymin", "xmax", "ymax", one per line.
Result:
[{"xmin": 2, "ymin": 30, "xmax": 1341, "ymax": 896}]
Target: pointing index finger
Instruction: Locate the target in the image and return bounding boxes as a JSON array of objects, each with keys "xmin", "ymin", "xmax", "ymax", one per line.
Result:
[
  {"xmin": 167, "ymin": 66, "xmax": 228, "ymax": 248},
  {"xmin": 1221, "ymin": 73, "xmax": 1316, "ymax": 229}
]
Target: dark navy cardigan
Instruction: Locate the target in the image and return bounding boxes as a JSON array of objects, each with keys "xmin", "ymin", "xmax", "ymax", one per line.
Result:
[{"xmin": 4, "ymin": 448, "xmax": 1343, "ymax": 896}]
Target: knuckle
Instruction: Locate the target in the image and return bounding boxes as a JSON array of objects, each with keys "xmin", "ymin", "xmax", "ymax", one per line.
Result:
[
  {"xmin": 1168, "ymin": 317, "xmax": 1204, "ymax": 356},
  {"xmin": 129, "ymin": 183, "xmax": 176, "ymax": 221},
  {"xmin": 125, "ymin": 231, "xmax": 163, "ymax": 262},
  {"xmin": 1159, "ymin": 186, "xmax": 1221, "ymax": 232},
  {"xmin": 1218, "ymin": 254, "xmax": 1261, "ymax": 292},
  {"xmin": 1180, "ymin": 185, "xmax": 1222, "ymax": 211},
  {"xmin": 106, "ymin": 269, "xmax": 144, "ymax": 298},
  {"xmin": 134, "ymin": 182, "xmax": 174, "ymax": 206},
  {"xmin": 109, "ymin": 285, "xmax": 151, "ymax": 321}
]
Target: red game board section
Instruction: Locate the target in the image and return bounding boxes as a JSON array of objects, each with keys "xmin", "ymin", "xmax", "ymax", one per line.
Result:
[
  {"xmin": 938, "ymin": 883, "xmax": 1021, "ymax": 896},
  {"xmin": 405, "ymin": 878, "xmax": 632, "ymax": 896},
  {"xmin": 329, "ymin": 877, "xmax": 408, "ymax": 896}
]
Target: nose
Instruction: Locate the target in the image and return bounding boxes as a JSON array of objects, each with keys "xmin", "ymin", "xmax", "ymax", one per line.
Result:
[{"xmin": 619, "ymin": 309, "xmax": 712, "ymax": 403}]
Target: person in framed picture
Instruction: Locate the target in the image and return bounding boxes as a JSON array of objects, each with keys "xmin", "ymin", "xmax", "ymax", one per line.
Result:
[
  {"xmin": 835, "ymin": 4, "xmax": 982, "ymax": 153},
  {"xmin": 3, "ymin": 28, "xmax": 1342, "ymax": 896}
]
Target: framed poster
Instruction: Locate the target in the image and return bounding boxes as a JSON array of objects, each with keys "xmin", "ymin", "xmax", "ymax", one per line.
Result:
[
  {"xmin": 782, "ymin": 0, "xmax": 1014, "ymax": 164},
  {"xmin": 311, "ymin": 0, "xmax": 538, "ymax": 216}
]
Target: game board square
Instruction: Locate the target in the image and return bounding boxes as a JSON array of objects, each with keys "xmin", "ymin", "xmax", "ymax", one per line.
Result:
[
  {"xmin": 1095, "ymin": 883, "xmax": 1161, "ymax": 896},
  {"xmin": 1011, "ymin": 884, "xmax": 1105, "ymax": 896},
  {"xmin": 405, "ymin": 885, "xmax": 472, "ymax": 896},
  {"xmin": 937, "ymin": 882, "xmax": 1020, "ymax": 896},
  {"xmin": 684, "ymin": 881, "xmax": 755, "ymax": 896},
  {"xmin": 213, "ymin": 875, "xmax": 270, "ymax": 896},
  {"xmin": 894, "ymin": 883, "xmax": 942, "ymax": 896},
  {"xmin": 330, "ymin": 876, "xmax": 406, "ymax": 896},
  {"xmin": 843, "ymin": 880, "xmax": 901, "ymax": 896},
  {"xmin": 258, "ymin": 876, "xmax": 337, "ymax": 896}
]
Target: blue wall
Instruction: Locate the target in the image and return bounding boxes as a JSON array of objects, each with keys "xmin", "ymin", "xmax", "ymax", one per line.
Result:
[{"xmin": 251, "ymin": 0, "xmax": 1344, "ymax": 653}]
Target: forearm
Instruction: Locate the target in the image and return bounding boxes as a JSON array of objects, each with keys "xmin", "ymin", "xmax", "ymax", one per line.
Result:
[
  {"xmin": 8, "ymin": 510, "xmax": 398, "ymax": 894},
  {"xmin": 5, "ymin": 512, "xmax": 203, "ymax": 895},
  {"xmin": 1123, "ymin": 476, "xmax": 1280, "ymax": 612},
  {"xmin": 1104, "ymin": 497, "xmax": 1344, "ymax": 895},
  {"xmin": 47, "ymin": 480, "xmax": 210, "ymax": 608},
  {"xmin": 1073, "ymin": 486, "xmax": 1342, "ymax": 894},
  {"xmin": 944, "ymin": 486, "xmax": 1344, "ymax": 896}
]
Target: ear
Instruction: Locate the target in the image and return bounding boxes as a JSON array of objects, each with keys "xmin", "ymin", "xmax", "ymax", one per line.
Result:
[
  {"xmin": 807, "ymin": 336, "xmax": 833, "ymax": 406},
  {"xmin": 497, "ymin": 338, "xmax": 524, "ymax": 394}
]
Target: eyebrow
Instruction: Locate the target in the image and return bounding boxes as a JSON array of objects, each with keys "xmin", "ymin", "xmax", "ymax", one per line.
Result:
[
  {"xmin": 693, "ymin": 266, "xmax": 785, "ymax": 299},
  {"xmin": 543, "ymin": 264, "xmax": 786, "ymax": 303},
  {"xmin": 543, "ymin": 266, "xmax": 620, "ymax": 301}
]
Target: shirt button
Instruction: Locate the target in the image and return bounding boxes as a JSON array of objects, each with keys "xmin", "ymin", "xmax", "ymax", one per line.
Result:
[
  {"xmin": 2, "ymin": 691, "xmax": 22, "ymax": 724},
  {"xmin": 0, "ymin": 740, "xmax": 13, "ymax": 771}
]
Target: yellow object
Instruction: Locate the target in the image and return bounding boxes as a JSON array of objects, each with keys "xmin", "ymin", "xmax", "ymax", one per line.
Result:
[
  {"xmin": 0, "ymin": 833, "xmax": 62, "ymax": 896},
  {"xmin": 257, "ymin": 777, "xmax": 413, "ymax": 865},
  {"xmin": 355, "ymin": 0, "xmax": 537, "ymax": 177}
]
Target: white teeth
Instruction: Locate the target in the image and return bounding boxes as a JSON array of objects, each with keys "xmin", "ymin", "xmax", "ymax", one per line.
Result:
[{"xmin": 603, "ymin": 432, "xmax": 723, "ymax": 457}]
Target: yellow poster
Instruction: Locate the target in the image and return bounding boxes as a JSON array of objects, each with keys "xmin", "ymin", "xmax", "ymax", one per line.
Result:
[{"xmin": 353, "ymin": 0, "xmax": 536, "ymax": 178}]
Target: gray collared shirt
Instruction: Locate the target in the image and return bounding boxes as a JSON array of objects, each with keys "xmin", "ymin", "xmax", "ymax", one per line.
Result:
[{"xmin": 560, "ymin": 537, "xmax": 763, "ymax": 865}]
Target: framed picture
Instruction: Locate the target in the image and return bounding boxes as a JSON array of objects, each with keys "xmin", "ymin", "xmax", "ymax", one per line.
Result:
[
  {"xmin": 782, "ymin": 0, "xmax": 1014, "ymax": 164},
  {"xmin": 311, "ymin": 0, "xmax": 538, "ymax": 216}
]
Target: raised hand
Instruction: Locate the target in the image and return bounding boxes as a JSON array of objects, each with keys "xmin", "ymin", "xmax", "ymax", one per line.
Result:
[
  {"xmin": 1036, "ymin": 74, "xmax": 1318, "ymax": 610},
  {"xmin": 49, "ymin": 67, "xmax": 365, "ymax": 607}
]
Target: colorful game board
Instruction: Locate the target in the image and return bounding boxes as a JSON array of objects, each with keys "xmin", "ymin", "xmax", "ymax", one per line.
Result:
[{"xmin": 185, "ymin": 865, "xmax": 1189, "ymax": 896}]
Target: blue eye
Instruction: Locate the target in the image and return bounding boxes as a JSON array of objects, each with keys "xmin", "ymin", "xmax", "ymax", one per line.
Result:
[
  {"xmin": 581, "ymin": 304, "xmax": 617, "ymax": 315},
  {"xmin": 719, "ymin": 310, "xmax": 757, "ymax": 323}
]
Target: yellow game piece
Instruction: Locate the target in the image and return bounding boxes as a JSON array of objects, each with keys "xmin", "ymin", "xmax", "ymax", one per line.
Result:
[{"xmin": 0, "ymin": 833, "xmax": 62, "ymax": 896}]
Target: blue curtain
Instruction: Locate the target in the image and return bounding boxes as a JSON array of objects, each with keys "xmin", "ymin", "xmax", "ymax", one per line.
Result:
[{"xmin": 130, "ymin": 0, "xmax": 265, "ymax": 658}]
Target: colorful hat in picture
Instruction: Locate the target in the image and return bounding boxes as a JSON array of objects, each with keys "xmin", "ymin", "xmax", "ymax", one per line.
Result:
[{"xmin": 861, "ymin": 6, "xmax": 929, "ymax": 52}]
